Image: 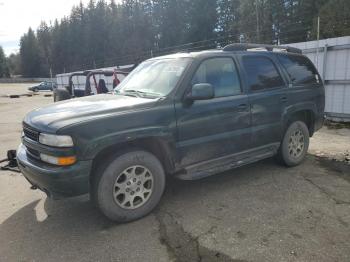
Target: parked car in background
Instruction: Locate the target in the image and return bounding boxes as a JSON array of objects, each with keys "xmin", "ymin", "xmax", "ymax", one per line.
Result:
[
  {"xmin": 28, "ymin": 81, "xmax": 56, "ymax": 92},
  {"xmin": 17, "ymin": 43, "xmax": 325, "ymax": 223}
]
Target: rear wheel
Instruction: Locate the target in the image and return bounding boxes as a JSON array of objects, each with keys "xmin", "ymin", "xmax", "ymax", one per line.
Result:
[
  {"xmin": 92, "ymin": 150, "xmax": 165, "ymax": 222},
  {"xmin": 278, "ymin": 121, "xmax": 309, "ymax": 166}
]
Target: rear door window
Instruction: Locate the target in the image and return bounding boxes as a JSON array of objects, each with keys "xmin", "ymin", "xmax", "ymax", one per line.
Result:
[
  {"xmin": 277, "ymin": 54, "xmax": 320, "ymax": 85},
  {"xmin": 242, "ymin": 56, "xmax": 284, "ymax": 91}
]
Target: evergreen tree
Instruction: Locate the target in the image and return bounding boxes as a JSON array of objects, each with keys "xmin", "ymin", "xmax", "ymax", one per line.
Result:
[
  {"xmin": 0, "ymin": 46, "xmax": 10, "ymax": 78},
  {"xmin": 238, "ymin": 0, "xmax": 273, "ymax": 43},
  {"xmin": 317, "ymin": 0, "xmax": 350, "ymax": 39},
  {"xmin": 16, "ymin": 0, "xmax": 350, "ymax": 77},
  {"xmin": 152, "ymin": 0, "xmax": 188, "ymax": 49},
  {"xmin": 20, "ymin": 28, "xmax": 41, "ymax": 77},
  {"xmin": 7, "ymin": 53, "xmax": 21, "ymax": 76},
  {"xmin": 37, "ymin": 22, "xmax": 52, "ymax": 76},
  {"xmin": 217, "ymin": 0, "xmax": 241, "ymax": 41},
  {"xmin": 186, "ymin": 0, "xmax": 218, "ymax": 44}
]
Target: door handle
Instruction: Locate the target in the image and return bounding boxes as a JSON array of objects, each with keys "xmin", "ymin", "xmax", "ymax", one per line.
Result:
[
  {"xmin": 280, "ymin": 96, "xmax": 288, "ymax": 103},
  {"xmin": 237, "ymin": 103, "xmax": 248, "ymax": 111}
]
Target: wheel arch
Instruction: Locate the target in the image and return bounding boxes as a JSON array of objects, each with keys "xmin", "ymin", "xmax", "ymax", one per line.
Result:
[
  {"xmin": 283, "ymin": 107, "xmax": 316, "ymax": 136},
  {"xmin": 90, "ymin": 136, "xmax": 177, "ymax": 183}
]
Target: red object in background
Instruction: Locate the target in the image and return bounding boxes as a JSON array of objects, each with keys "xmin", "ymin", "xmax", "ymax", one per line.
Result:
[{"xmin": 113, "ymin": 70, "xmax": 121, "ymax": 88}]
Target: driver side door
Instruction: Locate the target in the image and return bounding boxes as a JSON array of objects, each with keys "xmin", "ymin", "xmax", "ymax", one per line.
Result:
[{"xmin": 175, "ymin": 57, "xmax": 251, "ymax": 167}]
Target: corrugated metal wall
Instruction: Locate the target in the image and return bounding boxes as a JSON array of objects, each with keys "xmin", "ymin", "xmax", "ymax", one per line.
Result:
[{"xmin": 290, "ymin": 36, "xmax": 350, "ymax": 122}]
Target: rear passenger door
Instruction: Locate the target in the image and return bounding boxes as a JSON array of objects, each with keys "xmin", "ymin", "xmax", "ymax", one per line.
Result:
[{"xmin": 240, "ymin": 54, "xmax": 288, "ymax": 147}]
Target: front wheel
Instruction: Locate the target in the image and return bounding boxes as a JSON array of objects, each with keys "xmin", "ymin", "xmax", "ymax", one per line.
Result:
[
  {"xmin": 278, "ymin": 121, "xmax": 310, "ymax": 167},
  {"xmin": 92, "ymin": 150, "xmax": 166, "ymax": 222}
]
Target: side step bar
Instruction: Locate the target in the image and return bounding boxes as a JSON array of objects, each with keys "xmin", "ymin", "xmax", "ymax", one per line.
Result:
[{"xmin": 176, "ymin": 144, "xmax": 279, "ymax": 180}]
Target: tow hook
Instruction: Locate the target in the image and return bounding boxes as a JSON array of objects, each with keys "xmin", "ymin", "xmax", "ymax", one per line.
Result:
[{"xmin": 0, "ymin": 150, "xmax": 21, "ymax": 173}]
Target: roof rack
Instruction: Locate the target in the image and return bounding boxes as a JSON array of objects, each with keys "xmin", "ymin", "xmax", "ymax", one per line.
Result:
[{"xmin": 223, "ymin": 43, "xmax": 302, "ymax": 54}]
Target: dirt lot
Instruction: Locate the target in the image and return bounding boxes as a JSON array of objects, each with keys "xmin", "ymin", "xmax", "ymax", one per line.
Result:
[{"xmin": 0, "ymin": 83, "xmax": 349, "ymax": 262}]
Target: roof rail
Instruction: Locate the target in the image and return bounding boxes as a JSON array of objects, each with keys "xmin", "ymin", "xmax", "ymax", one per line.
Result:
[{"xmin": 223, "ymin": 43, "xmax": 302, "ymax": 54}]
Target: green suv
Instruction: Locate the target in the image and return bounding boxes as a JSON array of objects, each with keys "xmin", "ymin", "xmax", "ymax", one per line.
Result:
[{"xmin": 17, "ymin": 44, "xmax": 325, "ymax": 222}]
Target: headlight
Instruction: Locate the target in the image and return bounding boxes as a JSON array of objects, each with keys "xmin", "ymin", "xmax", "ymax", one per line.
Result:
[
  {"xmin": 39, "ymin": 133, "xmax": 74, "ymax": 147},
  {"xmin": 40, "ymin": 153, "xmax": 77, "ymax": 166}
]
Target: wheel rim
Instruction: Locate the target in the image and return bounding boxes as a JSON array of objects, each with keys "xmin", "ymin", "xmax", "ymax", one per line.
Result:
[
  {"xmin": 288, "ymin": 129, "xmax": 305, "ymax": 158},
  {"xmin": 113, "ymin": 165, "xmax": 153, "ymax": 209}
]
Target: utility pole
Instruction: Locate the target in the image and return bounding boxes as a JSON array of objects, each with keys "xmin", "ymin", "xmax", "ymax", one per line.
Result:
[
  {"xmin": 256, "ymin": 0, "xmax": 260, "ymax": 43},
  {"xmin": 50, "ymin": 67, "xmax": 53, "ymax": 90},
  {"xmin": 316, "ymin": 16, "xmax": 320, "ymax": 67}
]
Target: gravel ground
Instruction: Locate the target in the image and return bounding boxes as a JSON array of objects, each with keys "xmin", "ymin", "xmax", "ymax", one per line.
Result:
[{"xmin": 0, "ymin": 83, "xmax": 349, "ymax": 262}]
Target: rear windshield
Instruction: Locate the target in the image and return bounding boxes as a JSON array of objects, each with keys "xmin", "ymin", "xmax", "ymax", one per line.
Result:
[{"xmin": 277, "ymin": 54, "xmax": 320, "ymax": 85}]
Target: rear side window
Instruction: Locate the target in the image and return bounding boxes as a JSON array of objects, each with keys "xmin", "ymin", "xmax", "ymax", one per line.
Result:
[
  {"xmin": 242, "ymin": 56, "xmax": 284, "ymax": 91},
  {"xmin": 277, "ymin": 54, "xmax": 320, "ymax": 85},
  {"xmin": 191, "ymin": 57, "xmax": 241, "ymax": 97}
]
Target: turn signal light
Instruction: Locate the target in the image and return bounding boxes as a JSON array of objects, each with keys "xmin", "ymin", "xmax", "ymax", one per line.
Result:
[
  {"xmin": 40, "ymin": 153, "xmax": 77, "ymax": 166},
  {"xmin": 57, "ymin": 156, "xmax": 77, "ymax": 166}
]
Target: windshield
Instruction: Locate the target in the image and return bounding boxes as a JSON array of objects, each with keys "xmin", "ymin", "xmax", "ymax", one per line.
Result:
[{"xmin": 115, "ymin": 58, "xmax": 191, "ymax": 97}]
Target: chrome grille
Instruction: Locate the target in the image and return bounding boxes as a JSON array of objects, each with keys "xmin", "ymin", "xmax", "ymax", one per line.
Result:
[
  {"xmin": 26, "ymin": 147, "xmax": 41, "ymax": 160},
  {"xmin": 23, "ymin": 123, "xmax": 39, "ymax": 142}
]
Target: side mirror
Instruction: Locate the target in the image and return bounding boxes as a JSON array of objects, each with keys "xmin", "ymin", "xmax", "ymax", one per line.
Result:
[{"xmin": 187, "ymin": 83, "xmax": 214, "ymax": 101}]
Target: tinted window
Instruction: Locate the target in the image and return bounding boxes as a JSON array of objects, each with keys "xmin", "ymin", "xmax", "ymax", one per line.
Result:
[
  {"xmin": 277, "ymin": 54, "xmax": 320, "ymax": 85},
  {"xmin": 242, "ymin": 56, "xmax": 284, "ymax": 91},
  {"xmin": 191, "ymin": 57, "xmax": 241, "ymax": 97}
]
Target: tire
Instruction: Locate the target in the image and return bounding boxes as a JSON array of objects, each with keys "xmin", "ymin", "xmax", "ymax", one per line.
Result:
[
  {"xmin": 33, "ymin": 88, "xmax": 38, "ymax": 92},
  {"xmin": 53, "ymin": 88, "xmax": 71, "ymax": 102},
  {"xmin": 278, "ymin": 121, "xmax": 309, "ymax": 167},
  {"xmin": 92, "ymin": 150, "xmax": 166, "ymax": 222}
]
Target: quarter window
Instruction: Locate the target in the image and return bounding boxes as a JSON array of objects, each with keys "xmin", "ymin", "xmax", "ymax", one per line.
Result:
[
  {"xmin": 242, "ymin": 56, "xmax": 284, "ymax": 91},
  {"xmin": 191, "ymin": 57, "xmax": 241, "ymax": 97},
  {"xmin": 277, "ymin": 54, "xmax": 320, "ymax": 85}
]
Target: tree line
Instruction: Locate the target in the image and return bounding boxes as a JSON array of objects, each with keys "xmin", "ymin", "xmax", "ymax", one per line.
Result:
[{"xmin": 1, "ymin": 0, "xmax": 350, "ymax": 78}]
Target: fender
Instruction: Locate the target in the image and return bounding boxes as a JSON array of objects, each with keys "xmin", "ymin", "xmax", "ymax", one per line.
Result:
[
  {"xmin": 82, "ymin": 126, "xmax": 176, "ymax": 160},
  {"xmin": 282, "ymin": 101, "xmax": 317, "ymax": 128}
]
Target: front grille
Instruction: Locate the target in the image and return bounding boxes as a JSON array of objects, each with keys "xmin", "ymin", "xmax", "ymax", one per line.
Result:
[
  {"xmin": 23, "ymin": 123, "xmax": 39, "ymax": 142},
  {"xmin": 27, "ymin": 147, "xmax": 40, "ymax": 158}
]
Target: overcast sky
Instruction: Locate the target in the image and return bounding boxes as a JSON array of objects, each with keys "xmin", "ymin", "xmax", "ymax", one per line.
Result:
[{"xmin": 0, "ymin": 0, "xmax": 91, "ymax": 56}]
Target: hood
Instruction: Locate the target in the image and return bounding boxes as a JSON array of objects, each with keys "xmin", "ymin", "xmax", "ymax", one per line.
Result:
[{"xmin": 24, "ymin": 94, "xmax": 159, "ymax": 132}]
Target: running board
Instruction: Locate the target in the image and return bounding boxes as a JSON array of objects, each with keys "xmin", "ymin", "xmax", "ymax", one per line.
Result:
[{"xmin": 176, "ymin": 144, "xmax": 278, "ymax": 180}]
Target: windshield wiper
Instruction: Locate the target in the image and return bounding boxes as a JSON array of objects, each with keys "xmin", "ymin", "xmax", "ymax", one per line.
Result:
[
  {"xmin": 117, "ymin": 89, "xmax": 138, "ymax": 97},
  {"xmin": 121, "ymin": 89, "xmax": 162, "ymax": 98}
]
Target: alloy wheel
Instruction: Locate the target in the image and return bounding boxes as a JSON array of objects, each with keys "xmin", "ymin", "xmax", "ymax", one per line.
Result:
[
  {"xmin": 288, "ymin": 129, "xmax": 305, "ymax": 158},
  {"xmin": 113, "ymin": 165, "xmax": 153, "ymax": 209}
]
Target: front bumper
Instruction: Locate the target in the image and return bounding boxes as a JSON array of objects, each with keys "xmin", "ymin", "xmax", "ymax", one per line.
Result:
[{"xmin": 17, "ymin": 143, "xmax": 92, "ymax": 199}]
